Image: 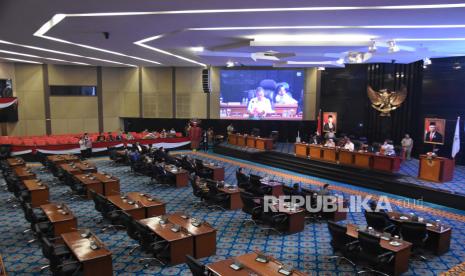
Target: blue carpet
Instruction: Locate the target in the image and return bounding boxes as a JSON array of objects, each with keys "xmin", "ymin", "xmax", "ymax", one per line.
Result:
[{"xmin": 1, "ymin": 152, "xmax": 464, "ymax": 275}]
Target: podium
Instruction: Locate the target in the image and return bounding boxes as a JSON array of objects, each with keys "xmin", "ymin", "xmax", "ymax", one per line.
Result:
[
  {"xmin": 418, "ymin": 155, "xmax": 454, "ymax": 182},
  {"xmin": 246, "ymin": 136, "xmax": 256, "ymax": 148},
  {"xmin": 228, "ymin": 134, "xmax": 237, "ymax": 145}
]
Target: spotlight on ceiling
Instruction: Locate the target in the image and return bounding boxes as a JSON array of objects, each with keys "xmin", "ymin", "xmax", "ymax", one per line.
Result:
[
  {"xmin": 347, "ymin": 52, "xmax": 372, "ymax": 64},
  {"xmin": 453, "ymin": 62, "xmax": 462, "ymax": 70},
  {"xmin": 368, "ymin": 40, "xmax": 377, "ymax": 53},
  {"xmin": 317, "ymin": 67, "xmax": 325, "ymax": 71},
  {"xmin": 226, "ymin": 60, "xmax": 235, "ymax": 67},
  {"xmin": 190, "ymin": 46, "xmax": 204, "ymax": 52},
  {"xmin": 387, "ymin": 40, "xmax": 400, "ymax": 53}
]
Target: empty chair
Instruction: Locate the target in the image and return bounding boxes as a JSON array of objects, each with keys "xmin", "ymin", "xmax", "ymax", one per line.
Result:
[
  {"xmin": 186, "ymin": 255, "xmax": 206, "ymax": 276},
  {"xmin": 119, "ymin": 211, "xmax": 141, "ymax": 254},
  {"xmin": 364, "ymin": 211, "xmax": 396, "ymax": 234},
  {"xmin": 39, "ymin": 236, "xmax": 73, "ymax": 273},
  {"xmin": 327, "ymin": 221, "xmax": 358, "ymax": 267},
  {"xmin": 357, "ymin": 231, "xmax": 394, "ymax": 276},
  {"xmin": 399, "ymin": 221, "xmax": 429, "ymax": 260}
]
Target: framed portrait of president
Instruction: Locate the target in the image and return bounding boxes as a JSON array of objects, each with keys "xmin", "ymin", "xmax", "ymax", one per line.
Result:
[
  {"xmin": 323, "ymin": 112, "xmax": 337, "ymax": 133},
  {"xmin": 423, "ymin": 118, "xmax": 445, "ymax": 145}
]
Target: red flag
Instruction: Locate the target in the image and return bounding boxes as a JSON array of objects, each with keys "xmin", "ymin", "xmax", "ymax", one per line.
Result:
[{"xmin": 317, "ymin": 109, "xmax": 322, "ymax": 135}]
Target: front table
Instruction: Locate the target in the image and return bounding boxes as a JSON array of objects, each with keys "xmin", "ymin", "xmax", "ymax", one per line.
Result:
[
  {"xmin": 294, "ymin": 143, "xmax": 308, "ymax": 158},
  {"xmin": 255, "ymin": 138, "xmax": 273, "ymax": 150},
  {"xmin": 372, "ymin": 155, "xmax": 401, "ymax": 173},
  {"xmin": 308, "ymin": 144, "xmax": 323, "ymax": 160}
]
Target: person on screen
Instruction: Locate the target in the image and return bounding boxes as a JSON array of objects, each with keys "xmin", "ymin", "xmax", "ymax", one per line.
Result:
[
  {"xmin": 275, "ymin": 85, "xmax": 297, "ymax": 105},
  {"xmin": 323, "ymin": 115, "xmax": 336, "ymax": 132},
  {"xmin": 247, "ymin": 87, "xmax": 273, "ymax": 117},
  {"xmin": 425, "ymin": 122, "xmax": 443, "ymax": 143}
]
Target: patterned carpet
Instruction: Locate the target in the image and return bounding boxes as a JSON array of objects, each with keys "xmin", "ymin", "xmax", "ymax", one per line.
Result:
[
  {"xmin": 273, "ymin": 142, "xmax": 465, "ymax": 196},
  {"xmin": 1, "ymin": 151, "xmax": 465, "ymax": 275}
]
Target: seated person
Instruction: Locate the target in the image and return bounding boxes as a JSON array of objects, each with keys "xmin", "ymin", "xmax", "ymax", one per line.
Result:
[
  {"xmin": 106, "ymin": 132, "xmax": 114, "ymax": 141},
  {"xmin": 317, "ymin": 183, "xmax": 331, "ymax": 196},
  {"xmin": 337, "ymin": 136, "xmax": 348, "ymax": 147},
  {"xmin": 324, "ymin": 139, "xmax": 335, "ymax": 148},
  {"xmin": 381, "ymin": 140, "xmax": 396, "ymax": 156},
  {"xmin": 275, "ymin": 85, "xmax": 297, "ymax": 105},
  {"xmin": 290, "ymin": 182, "xmax": 302, "ymax": 196},
  {"xmin": 247, "ymin": 87, "xmax": 273, "ymax": 117},
  {"xmin": 143, "ymin": 131, "xmax": 156, "ymax": 139},
  {"xmin": 169, "ymin": 128, "xmax": 176, "ymax": 135},
  {"xmin": 160, "ymin": 129, "xmax": 167, "ymax": 138},
  {"xmin": 344, "ymin": 138, "xmax": 355, "ymax": 152},
  {"xmin": 128, "ymin": 149, "xmax": 141, "ymax": 163},
  {"xmin": 125, "ymin": 132, "xmax": 135, "ymax": 140},
  {"xmin": 134, "ymin": 142, "xmax": 144, "ymax": 153},
  {"xmin": 96, "ymin": 132, "xmax": 106, "ymax": 142},
  {"xmin": 115, "ymin": 131, "xmax": 123, "ymax": 141}
]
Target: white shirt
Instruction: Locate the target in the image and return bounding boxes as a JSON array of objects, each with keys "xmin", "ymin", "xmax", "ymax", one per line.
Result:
[
  {"xmin": 79, "ymin": 139, "xmax": 86, "ymax": 150},
  {"xmin": 247, "ymin": 97, "xmax": 273, "ymax": 115},
  {"xmin": 324, "ymin": 141, "xmax": 335, "ymax": 148},
  {"xmin": 344, "ymin": 142, "xmax": 355, "ymax": 152},
  {"xmin": 275, "ymin": 93, "xmax": 297, "ymax": 104},
  {"xmin": 382, "ymin": 144, "xmax": 395, "ymax": 155}
]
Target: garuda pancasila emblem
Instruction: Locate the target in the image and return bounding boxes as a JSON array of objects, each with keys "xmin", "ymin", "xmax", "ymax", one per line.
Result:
[{"xmin": 367, "ymin": 85, "xmax": 407, "ymax": 117}]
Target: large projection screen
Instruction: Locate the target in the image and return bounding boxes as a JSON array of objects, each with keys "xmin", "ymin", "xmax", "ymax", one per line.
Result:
[{"xmin": 220, "ymin": 69, "xmax": 305, "ymax": 120}]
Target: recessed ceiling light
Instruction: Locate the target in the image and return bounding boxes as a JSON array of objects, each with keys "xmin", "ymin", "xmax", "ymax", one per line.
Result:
[
  {"xmin": 226, "ymin": 60, "xmax": 235, "ymax": 67},
  {"xmin": 387, "ymin": 40, "xmax": 400, "ymax": 53},
  {"xmin": 423, "ymin": 57, "xmax": 432, "ymax": 66},
  {"xmin": 453, "ymin": 62, "xmax": 462, "ymax": 70},
  {"xmin": 190, "ymin": 47, "xmax": 205, "ymax": 52},
  {"xmin": 317, "ymin": 67, "xmax": 325, "ymax": 71}
]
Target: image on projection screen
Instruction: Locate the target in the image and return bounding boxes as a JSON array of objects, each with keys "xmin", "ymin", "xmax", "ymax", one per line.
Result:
[{"xmin": 219, "ymin": 69, "xmax": 305, "ymax": 120}]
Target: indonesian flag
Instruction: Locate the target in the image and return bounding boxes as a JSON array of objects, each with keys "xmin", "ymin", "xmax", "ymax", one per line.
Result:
[
  {"xmin": 452, "ymin": 116, "xmax": 461, "ymax": 158},
  {"xmin": 0, "ymin": 97, "xmax": 17, "ymax": 109},
  {"xmin": 317, "ymin": 109, "xmax": 322, "ymax": 135}
]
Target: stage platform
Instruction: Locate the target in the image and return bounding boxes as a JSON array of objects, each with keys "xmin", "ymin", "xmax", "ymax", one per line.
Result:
[{"xmin": 215, "ymin": 142, "xmax": 465, "ymax": 210}]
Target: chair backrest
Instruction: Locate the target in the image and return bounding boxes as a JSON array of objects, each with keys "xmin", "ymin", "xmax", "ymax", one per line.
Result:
[
  {"xmin": 327, "ymin": 221, "xmax": 351, "ymax": 250},
  {"xmin": 185, "ymin": 255, "xmax": 205, "ymax": 276},
  {"xmin": 249, "ymin": 174, "xmax": 262, "ymax": 186},
  {"xmin": 400, "ymin": 221, "xmax": 428, "ymax": 245},
  {"xmin": 240, "ymin": 191, "xmax": 261, "ymax": 214},
  {"xmin": 358, "ymin": 230, "xmax": 383, "ymax": 256},
  {"xmin": 364, "ymin": 211, "xmax": 390, "ymax": 232}
]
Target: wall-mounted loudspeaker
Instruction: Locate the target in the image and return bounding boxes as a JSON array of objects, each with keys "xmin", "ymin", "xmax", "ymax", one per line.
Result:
[{"xmin": 202, "ymin": 68, "xmax": 211, "ymax": 93}]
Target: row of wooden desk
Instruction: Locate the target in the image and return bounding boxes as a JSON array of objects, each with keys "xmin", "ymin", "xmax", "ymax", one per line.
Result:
[
  {"xmin": 295, "ymin": 143, "xmax": 401, "ymax": 173},
  {"xmin": 228, "ymin": 134, "xmax": 274, "ymax": 151}
]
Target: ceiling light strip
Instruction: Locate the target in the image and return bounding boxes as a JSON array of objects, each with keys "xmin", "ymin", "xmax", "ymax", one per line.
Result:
[
  {"xmin": 0, "ymin": 57, "xmax": 42, "ymax": 64},
  {"xmin": 190, "ymin": 24, "xmax": 465, "ymax": 31},
  {"xmin": 0, "ymin": 39, "xmax": 137, "ymax": 67},
  {"xmin": 135, "ymin": 41, "xmax": 206, "ymax": 66},
  {"xmin": 0, "ymin": 49, "xmax": 91, "ymax": 65}
]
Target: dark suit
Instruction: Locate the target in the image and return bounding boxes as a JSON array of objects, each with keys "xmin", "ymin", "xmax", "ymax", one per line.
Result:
[
  {"xmin": 425, "ymin": 131, "xmax": 443, "ymax": 143},
  {"xmin": 323, "ymin": 123, "xmax": 336, "ymax": 132}
]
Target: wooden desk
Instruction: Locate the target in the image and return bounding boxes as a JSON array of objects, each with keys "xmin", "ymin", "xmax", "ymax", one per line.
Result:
[
  {"xmin": 74, "ymin": 174, "xmax": 102, "ymax": 199},
  {"xmin": 107, "ymin": 192, "xmax": 165, "ymax": 219},
  {"xmin": 372, "ymin": 155, "xmax": 401, "ymax": 173},
  {"xmin": 228, "ymin": 134, "xmax": 237, "ymax": 145},
  {"xmin": 92, "ymin": 172, "xmax": 121, "ymax": 196},
  {"xmin": 203, "ymin": 164, "xmax": 225, "ymax": 181},
  {"xmin": 308, "ymin": 145, "xmax": 323, "ymax": 160},
  {"xmin": 388, "ymin": 212, "xmax": 451, "ymax": 255},
  {"xmin": 41, "ymin": 203, "xmax": 77, "ymax": 235},
  {"xmin": 164, "ymin": 165, "xmax": 189, "ymax": 187},
  {"xmin": 7, "ymin": 157, "xmax": 25, "ymax": 168},
  {"xmin": 14, "ymin": 167, "xmax": 36, "ymax": 180},
  {"xmin": 338, "ymin": 150, "xmax": 355, "ymax": 166},
  {"xmin": 60, "ymin": 163, "xmax": 84, "ymax": 175},
  {"xmin": 74, "ymin": 161, "xmax": 97, "ymax": 174},
  {"xmin": 167, "ymin": 213, "xmax": 216, "ymax": 258},
  {"xmin": 255, "ymin": 138, "xmax": 273, "ymax": 151},
  {"xmin": 273, "ymin": 202, "xmax": 305, "ymax": 234},
  {"xmin": 347, "ymin": 224, "xmax": 411, "ymax": 276},
  {"xmin": 218, "ymin": 186, "xmax": 243, "ymax": 210},
  {"xmin": 206, "ymin": 252, "xmax": 307, "ymax": 276},
  {"xmin": 236, "ymin": 135, "xmax": 246, "ymax": 147},
  {"xmin": 261, "ymin": 180, "xmax": 284, "ymax": 197},
  {"xmin": 139, "ymin": 216, "xmax": 194, "ymax": 265},
  {"xmin": 23, "ymin": 179, "xmax": 49, "ymax": 207},
  {"xmin": 47, "ymin": 154, "xmax": 79, "ymax": 165},
  {"xmin": 61, "ymin": 231, "xmax": 112, "ymax": 276},
  {"xmin": 246, "ymin": 136, "xmax": 256, "ymax": 148},
  {"xmin": 354, "ymin": 151, "xmax": 372, "ymax": 169},
  {"xmin": 322, "ymin": 147, "xmax": 337, "ymax": 163},
  {"xmin": 294, "ymin": 143, "xmax": 308, "ymax": 158},
  {"xmin": 418, "ymin": 155, "xmax": 455, "ymax": 183}
]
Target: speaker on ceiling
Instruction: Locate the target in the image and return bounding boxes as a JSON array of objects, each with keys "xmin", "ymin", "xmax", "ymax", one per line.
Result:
[{"xmin": 202, "ymin": 68, "xmax": 211, "ymax": 93}]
